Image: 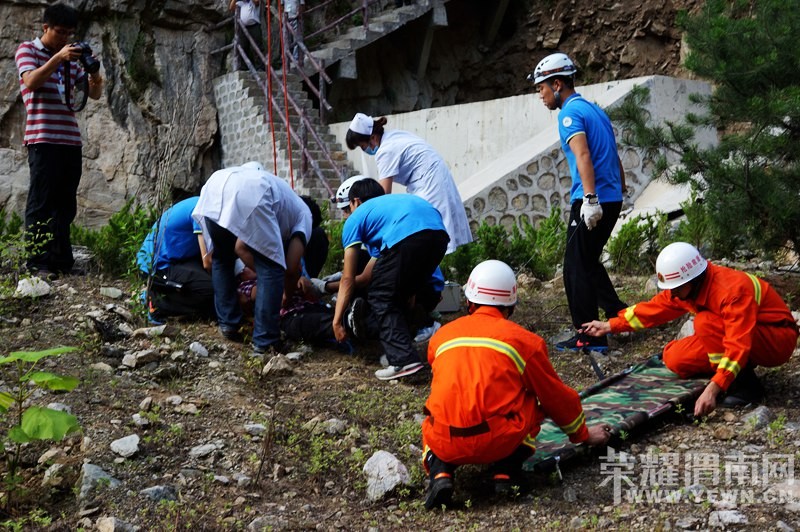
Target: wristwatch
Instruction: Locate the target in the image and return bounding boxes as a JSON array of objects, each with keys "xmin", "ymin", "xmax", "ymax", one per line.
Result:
[{"xmin": 584, "ymin": 193, "xmax": 599, "ymax": 205}]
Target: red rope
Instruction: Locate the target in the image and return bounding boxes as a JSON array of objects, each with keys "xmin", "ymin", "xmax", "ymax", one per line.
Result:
[
  {"xmin": 276, "ymin": 0, "xmax": 295, "ymax": 188},
  {"xmin": 266, "ymin": 0, "xmax": 278, "ymax": 173}
]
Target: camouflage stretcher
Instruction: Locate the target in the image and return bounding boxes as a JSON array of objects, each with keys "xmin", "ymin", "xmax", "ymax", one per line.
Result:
[{"xmin": 523, "ymin": 354, "xmax": 707, "ymax": 471}]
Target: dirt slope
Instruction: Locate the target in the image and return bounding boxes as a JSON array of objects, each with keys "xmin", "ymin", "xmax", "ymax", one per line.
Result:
[{"xmin": 2, "ymin": 267, "xmax": 800, "ymax": 530}]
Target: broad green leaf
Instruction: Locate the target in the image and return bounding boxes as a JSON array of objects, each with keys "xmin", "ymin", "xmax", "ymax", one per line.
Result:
[
  {"xmin": 0, "ymin": 391, "xmax": 14, "ymax": 412},
  {"xmin": 8, "ymin": 425, "xmax": 31, "ymax": 444},
  {"xmin": 20, "ymin": 406, "xmax": 81, "ymax": 441},
  {"xmin": 0, "ymin": 347, "xmax": 76, "ymax": 365},
  {"xmin": 27, "ymin": 372, "xmax": 79, "ymax": 392}
]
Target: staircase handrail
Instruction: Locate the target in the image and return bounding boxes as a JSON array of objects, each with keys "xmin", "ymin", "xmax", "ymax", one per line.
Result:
[
  {"xmin": 304, "ymin": 0, "xmax": 382, "ymax": 41},
  {"xmin": 231, "ymin": 31, "xmax": 338, "ymax": 196},
  {"xmin": 264, "ymin": 62, "xmax": 340, "ymax": 195},
  {"xmin": 212, "ymin": 5, "xmax": 350, "ymax": 198},
  {"xmin": 269, "ymin": 5, "xmax": 333, "ymax": 90}
]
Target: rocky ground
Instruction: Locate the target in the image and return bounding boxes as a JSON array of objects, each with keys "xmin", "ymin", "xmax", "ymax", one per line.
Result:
[{"xmin": 2, "ymin": 262, "xmax": 800, "ymax": 531}]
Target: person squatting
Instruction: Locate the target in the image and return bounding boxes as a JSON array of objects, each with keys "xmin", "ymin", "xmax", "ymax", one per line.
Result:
[{"xmin": 129, "ymin": 52, "xmax": 797, "ymax": 509}]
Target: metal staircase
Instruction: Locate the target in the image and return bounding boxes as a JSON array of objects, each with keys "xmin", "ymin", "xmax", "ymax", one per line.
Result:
[
  {"xmin": 212, "ymin": 0, "xmax": 448, "ymax": 203},
  {"xmin": 305, "ymin": 0, "xmax": 446, "ymax": 80}
]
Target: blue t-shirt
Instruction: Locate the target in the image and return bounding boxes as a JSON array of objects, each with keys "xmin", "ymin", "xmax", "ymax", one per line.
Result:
[
  {"xmin": 341, "ymin": 194, "xmax": 446, "ymax": 253},
  {"xmin": 558, "ymin": 93, "xmax": 623, "ymax": 204},
  {"xmin": 137, "ymin": 197, "xmax": 202, "ymax": 274}
]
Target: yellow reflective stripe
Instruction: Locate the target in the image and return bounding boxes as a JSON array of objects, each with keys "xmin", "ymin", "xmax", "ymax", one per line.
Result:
[
  {"xmin": 708, "ymin": 352, "xmax": 723, "ymax": 364},
  {"xmin": 718, "ymin": 357, "xmax": 742, "ymax": 377},
  {"xmin": 746, "ymin": 273, "xmax": 762, "ymax": 305},
  {"xmin": 435, "ymin": 337, "xmax": 525, "ymax": 375},
  {"xmin": 522, "ymin": 435, "xmax": 536, "ymax": 452},
  {"xmin": 624, "ymin": 305, "xmax": 646, "ymax": 331},
  {"xmin": 560, "ymin": 411, "xmax": 586, "ymax": 435}
]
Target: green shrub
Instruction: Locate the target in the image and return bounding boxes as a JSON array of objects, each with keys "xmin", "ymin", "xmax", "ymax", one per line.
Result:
[
  {"xmin": 441, "ymin": 207, "xmax": 566, "ymax": 283},
  {"xmin": 0, "ymin": 347, "xmax": 80, "ymax": 510},
  {"xmin": 71, "ymin": 200, "xmax": 157, "ymax": 278},
  {"xmin": 606, "ymin": 212, "xmax": 669, "ymax": 274},
  {"xmin": 0, "ymin": 209, "xmax": 23, "ymax": 239},
  {"xmin": 672, "ymin": 195, "xmax": 720, "ymax": 255},
  {"xmin": 322, "ymin": 206, "xmax": 566, "ymax": 284},
  {"xmin": 0, "ymin": 211, "xmax": 29, "ymax": 294},
  {"xmin": 320, "ymin": 199, "xmax": 344, "ymax": 277},
  {"xmin": 0, "ymin": 210, "xmax": 53, "ymax": 302}
]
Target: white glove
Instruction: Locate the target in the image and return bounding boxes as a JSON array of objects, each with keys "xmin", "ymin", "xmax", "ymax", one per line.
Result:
[
  {"xmin": 310, "ymin": 277, "xmax": 327, "ymax": 294},
  {"xmin": 580, "ymin": 197, "xmax": 603, "ymax": 230},
  {"xmin": 322, "ymin": 271, "xmax": 342, "ymax": 283}
]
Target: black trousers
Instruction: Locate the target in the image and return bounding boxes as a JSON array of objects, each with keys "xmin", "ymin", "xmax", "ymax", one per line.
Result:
[
  {"xmin": 368, "ymin": 230, "xmax": 449, "ymax": 367},
  {"xmin": 563, "ymin": 200, "xmax": 627, "ymax": 328},
  {"xmin": 148, "ymin": 259, "xmax": 215, "ymax": 319},
  {"xmin": 240, "ymin": 23, "xmax": 264, "ymax": 70},
  {"xmin": 25, "ymin": 143, "xmax": 82, "ymax": 274},
  {"xmin": 281, "ymin": 302, "xmax": 379, "ymax": 344}
]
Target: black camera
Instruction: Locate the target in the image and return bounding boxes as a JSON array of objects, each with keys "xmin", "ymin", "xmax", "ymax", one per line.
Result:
[{"xmin": 71, "ymin": 41, "xmax": 100, "ymax": 74}]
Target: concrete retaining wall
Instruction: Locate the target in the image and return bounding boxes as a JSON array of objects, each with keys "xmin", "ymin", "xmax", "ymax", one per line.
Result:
[{"xmin": 328, "ymin": 75, "xmax": 715, "ymax": 230}]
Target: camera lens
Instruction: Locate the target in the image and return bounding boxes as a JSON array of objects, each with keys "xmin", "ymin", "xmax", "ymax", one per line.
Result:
[{"xmin": 81, "ymin": 54, "xmax": 100, "ymax": 74}]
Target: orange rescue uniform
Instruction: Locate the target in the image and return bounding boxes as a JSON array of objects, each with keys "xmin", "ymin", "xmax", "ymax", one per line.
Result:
[
  {"xmin": 422, "ymin": 306, "xmax": 589, "ymax": 466},
  {"xmin": 609, "ymin": 262, "xmax": 798, "ymax": 390}
]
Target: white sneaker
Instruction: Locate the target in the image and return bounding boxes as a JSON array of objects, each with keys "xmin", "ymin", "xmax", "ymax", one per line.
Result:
[
  {"xmin": 414, "ymin": 321, "xmax": 442, "ymax": 343},
  {"xmin": 379, "ymin": 354, "xmax": 389, "ymax": 367},
  {"xmin": 374, "ymin": 362, "xmax": 424, "ymax": 381}
]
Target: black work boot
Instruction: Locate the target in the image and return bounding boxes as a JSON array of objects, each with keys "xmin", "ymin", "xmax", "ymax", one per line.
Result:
[
  {"xmin": 424, "ymin": 451, "xmax": 455, "ymax": 510},
  {"xmin": 720, "ymin": 365, "xmax": 764, "ymax": 407},
  {"xmin": 488, "ymin": 445, "xmax": 534, "ymax": 495}
]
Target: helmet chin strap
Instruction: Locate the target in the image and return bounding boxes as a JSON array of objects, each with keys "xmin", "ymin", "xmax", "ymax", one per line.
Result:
[{"xmin": 545, "ymin": 81, "xmax": 562, "ymax": 108}]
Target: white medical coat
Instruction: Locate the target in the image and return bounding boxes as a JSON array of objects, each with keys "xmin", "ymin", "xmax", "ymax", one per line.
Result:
[
  {"xmin": 192, "ymin": 166, "xmax": 311, "ymax": 269},
  {"xmin": 375, "ymin": 129, "xmax": 472, "ymax": 253}
]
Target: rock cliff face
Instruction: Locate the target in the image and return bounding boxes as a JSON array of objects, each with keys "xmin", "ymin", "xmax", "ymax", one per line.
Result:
[
  {"xmin": 0, "ymin": 0, "xmax": 699, "ymax": 227},
  {"xmin": 0, "ymin": 0, "xmax": 228, "ymax": 227},
  {"xmin": 328, "ymin": 0, "xmax": 700, "ymax": 119}
]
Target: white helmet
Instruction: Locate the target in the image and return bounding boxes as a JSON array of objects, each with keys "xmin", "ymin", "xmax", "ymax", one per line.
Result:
[
  {"xmin": 655, "ymin": 242, "xmax": 708, "ymax": 290},
  {"xmin": 464, "ymin": 260, "xmax": 518, "ymax": 306},
  {"xmin": 528, "ymin": 52, "xmax": 577, "ymax": 85},
  {"xmin": 242, "ymin": 161, "xmax": 265, "ymax": 172},
  {"xmin": 333, "ymin": 175, "xmax": 367, "ymax": 209}
]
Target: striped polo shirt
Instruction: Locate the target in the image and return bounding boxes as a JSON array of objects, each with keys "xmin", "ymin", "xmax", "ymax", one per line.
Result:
[{"xmin": 15, "ymin": 37, "xmax": 84, "ymax": 146}]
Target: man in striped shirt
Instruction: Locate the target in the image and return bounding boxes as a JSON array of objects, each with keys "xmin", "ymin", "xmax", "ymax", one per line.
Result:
[{"xmin": 15, "ymin": 3, "xmax": 103, "ymax": 276}]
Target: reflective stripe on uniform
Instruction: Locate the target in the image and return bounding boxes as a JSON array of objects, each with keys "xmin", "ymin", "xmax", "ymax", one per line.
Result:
[
  {"xmin": 560, "ymin": 411, "xmax": 586, "ymax": 435},
  {"xmin": 718, "ymin": 357, "xmax": 742, "ymax": 377},
  {"xmin": 522, "ymin": 435, "xmax": 537, "ymax": 452},
  {"xmin": 746, "ymin": 273, "xmax": 762, "ymax": 305},
  {"xmin": 435, "ymin": 337, "xmax": 526, "ymax": 375},
  {"xmin": 624, "ymin": 305, "xmax": 646, "ymax": 331},
  {"xmin": 707, "ymin": 352, "xmax": 723, "ymax": 364}
]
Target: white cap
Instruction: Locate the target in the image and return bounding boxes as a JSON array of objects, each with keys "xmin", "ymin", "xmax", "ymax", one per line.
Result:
[{"xmin": 349, "ymin": 113, "xmax": 373, "ymax": 136}]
